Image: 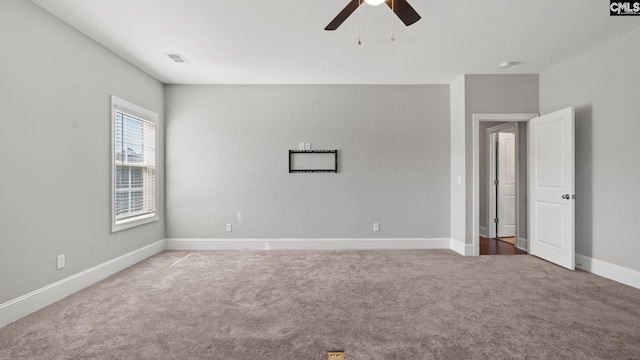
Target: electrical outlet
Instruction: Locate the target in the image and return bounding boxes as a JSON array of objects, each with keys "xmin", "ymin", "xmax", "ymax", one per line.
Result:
[
  {"xmin": 56, "ymin": 254, "xmax": 65, "ymax": 270},
  {"xmin": 373, "ymin": 223, "xmax": 380, "ymax": 232},
  {"xmin": 328, "ymin": 352, "xmax": 345, "ymax": 360},
  {"xmin": 299, "ymin": 142, "xmax": 305, "ymax": 150},
  {"xmin": 305, "ymin": 142, "xmax": 311, "ymax": 150},
  {"xmin": 226, "ymin": 223, "xmax": 232, "ymax": 232}
]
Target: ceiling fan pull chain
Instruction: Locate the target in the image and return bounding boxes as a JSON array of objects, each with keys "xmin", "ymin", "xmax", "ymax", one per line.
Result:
[
  {"xmin": 358, "ymin": 0, "xmax": 362, "ymax": 45},
  {"xmin": 391, "ymin": 0, "xmax": 396, "ymax": 41}
]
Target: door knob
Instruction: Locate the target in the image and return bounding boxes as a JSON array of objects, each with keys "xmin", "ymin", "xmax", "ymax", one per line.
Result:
[{"xmin": 562, "ymin": 194, "xmax": 570, "ymax": 199}]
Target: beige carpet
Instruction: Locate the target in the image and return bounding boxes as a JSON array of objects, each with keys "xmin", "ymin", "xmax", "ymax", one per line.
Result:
[{"xmin": 1, "ymin": 250, "xmax": 639, "ymax": 359}]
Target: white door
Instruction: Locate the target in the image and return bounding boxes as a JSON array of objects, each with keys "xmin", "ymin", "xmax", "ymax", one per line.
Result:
[
  {"xmin": 528, "ymin": 107, "xmax": 575, "ymax": 270},
  {"xmin": 497, "ymin": 132, "xmax": 516, "ymax": 237}
]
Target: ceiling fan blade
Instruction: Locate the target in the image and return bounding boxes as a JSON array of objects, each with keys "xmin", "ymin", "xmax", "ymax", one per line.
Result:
[
  {"xmin": 385, "ymin": 0, "xmax": 421, "ymax": 26},
  {"xmin": 325, "ymin": 0, "xmax": 364, "ymax": 31}
]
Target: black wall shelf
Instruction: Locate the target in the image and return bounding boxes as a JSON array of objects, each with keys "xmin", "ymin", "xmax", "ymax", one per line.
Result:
[{"xmin": 289, "ymin": 150, "xmax": 338, "ymax": 173}]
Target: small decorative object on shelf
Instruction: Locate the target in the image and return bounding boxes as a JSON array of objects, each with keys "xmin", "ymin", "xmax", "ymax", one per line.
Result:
[{"xmin": 289, "ymin": 150, "xmax": 338, "ymax": 173}]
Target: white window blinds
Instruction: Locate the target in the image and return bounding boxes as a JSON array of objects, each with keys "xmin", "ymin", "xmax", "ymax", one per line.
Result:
[{"xmin": 111, "ymin": 96, "xmax": 158, "ymax": 232}]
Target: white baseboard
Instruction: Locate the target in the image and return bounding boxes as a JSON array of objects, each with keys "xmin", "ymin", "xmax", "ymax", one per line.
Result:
[
  {"xmin": 0, "ymin": 239, "xmax": 166, "ymax": 329},
  {"xmin": 165, "ymin": 238, "xmax": 452, "ymax": 251},
  {"xmin": 575, "ymin": 254, "xmax": 640, "ymax": 290},
  {"xmin": 516, "ymin": 237, "xmax": 528, "ymax": 251},
  {"xmin": 479, "ymin": 226, "xmax": 488, "ymax": 238},
  {"xmin": 450, "ymin": 238, "xmax": 474, "ymax": 256}
]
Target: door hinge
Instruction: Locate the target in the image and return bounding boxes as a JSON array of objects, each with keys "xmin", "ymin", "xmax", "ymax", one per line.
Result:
[
  {"xmin": 494, "ymin": 218, "xmax": 499, "ymax": 224},
  {"xmin": 494, "ymin": 179, "xmax": 499, "ymax": 186}
]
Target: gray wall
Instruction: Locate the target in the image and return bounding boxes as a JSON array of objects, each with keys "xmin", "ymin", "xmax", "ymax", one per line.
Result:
[
  {"xmin": 0, "ymin": 0, "xmax": 165, "ymax": 304},
  {"xmin": 449, "ymin": 77, "xmax": 466, "ymax": 244},
  {"xmin": 540, "ymin": 27, "xmax": 640, "ymax": 272},
  {"xmin": 465, "ymin": 75, "xmax": 539, "ymax": 244},
  {"xmin": 166, "ymin": 85, "xmax": 450, "ymax": 239},
  {"xmin": 516, "ymin": 122, "xmax": 528, "ymax": 242}
]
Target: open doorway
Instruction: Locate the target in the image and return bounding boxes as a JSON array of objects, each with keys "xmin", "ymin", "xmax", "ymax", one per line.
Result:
[
  {"xmin": 471, "ymin": 110, "xmax": 576, "ymax": 268},
  {"xmin": 482, "ymin": 123, "xmax": 524, "ymax": 255},
  {"xmin": 472, "ymin": 113, "xmax": 538, "ymax": 256},
  {"xmin": 478, "ymin": 121, "xmax": 526, "ymax": 255}
]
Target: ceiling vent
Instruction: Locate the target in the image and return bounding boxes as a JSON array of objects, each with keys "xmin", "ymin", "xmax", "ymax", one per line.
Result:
[{"xmin": 166, "ymin": 53, "xmax": 188, "ymax": 63}]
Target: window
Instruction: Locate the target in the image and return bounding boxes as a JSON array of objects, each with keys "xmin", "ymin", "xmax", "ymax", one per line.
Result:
[{"xmin": 111, "ymin": 96, "xmax": 158, "ymax": 232}]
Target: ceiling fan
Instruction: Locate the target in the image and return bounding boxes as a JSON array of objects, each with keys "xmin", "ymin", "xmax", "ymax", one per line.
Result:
[{"xmin": 325, "ymin": 0, "xmax": 421, "ymax": 31}]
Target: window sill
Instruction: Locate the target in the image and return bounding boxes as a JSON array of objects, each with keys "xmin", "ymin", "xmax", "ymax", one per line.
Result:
[{"xmin": 112, "ymin": 212, "xmax": 158, "ymax": 232}]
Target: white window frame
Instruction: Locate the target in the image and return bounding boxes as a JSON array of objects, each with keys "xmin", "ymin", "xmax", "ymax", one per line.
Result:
[{"xmin": 111, "ymin": 95, "xmax": 159, "ymax": 232}]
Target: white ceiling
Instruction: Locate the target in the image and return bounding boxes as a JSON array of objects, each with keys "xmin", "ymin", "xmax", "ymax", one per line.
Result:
[{"xmin": 31, "ymin": 0, "xmax": 640, "ymax": 85}]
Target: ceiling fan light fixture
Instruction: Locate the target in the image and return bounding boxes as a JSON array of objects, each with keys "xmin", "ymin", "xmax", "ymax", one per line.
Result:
[{"xmin": 325, "ymin": 0, "xmax": 420, "ymax": 31}]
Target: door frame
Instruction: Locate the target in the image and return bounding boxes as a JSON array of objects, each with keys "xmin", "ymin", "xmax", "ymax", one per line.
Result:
[
  {"xmin": 487, "ymin": 123, "xmax": 516, "ymax": 239},
  {"xmin": 472, "ymin": 113, "xmax": 538, "ymax": 256}
]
